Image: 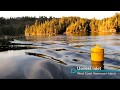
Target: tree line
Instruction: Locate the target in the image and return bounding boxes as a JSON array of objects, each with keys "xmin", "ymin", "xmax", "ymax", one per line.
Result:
[
  {"xmin": 0, "ymin": 13, "xmax": 120, "ymax": 36},
  {"xmin": 0, "ymin": 16, "xmax": 52, "ymax": 36},
  {"xmin": 25, "ymin": 13, "xmax": 120, "ymax": 36}
]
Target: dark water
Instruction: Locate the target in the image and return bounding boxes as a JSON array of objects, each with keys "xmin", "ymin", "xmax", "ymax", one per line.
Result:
[{"xmin": 0, "ymin": 32, "xmax": 120, "ymax": 79}]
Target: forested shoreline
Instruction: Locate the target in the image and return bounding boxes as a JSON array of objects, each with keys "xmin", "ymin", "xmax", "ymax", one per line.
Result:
[
  {"xmin": 25, "ymin": 13, "xmax": 120, "ymax": 36},
  {"xmin": 0, "ymin": 16, "xmax": 52, "ymax": 36},
  {"xmin": 0, "ymin": 13, "xmax": 120, "ymax": 36}
]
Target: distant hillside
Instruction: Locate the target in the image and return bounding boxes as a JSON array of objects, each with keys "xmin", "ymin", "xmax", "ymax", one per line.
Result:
[
  {"xmin": 0, "ymin": 16, "xmax": 52, "ymax": 36},
  {"xmin": 0, "ymin": 13, "xmax": 120, "ymax": 36},
  {"xmin": 25, "ymin": 13, "xmax": 120, "ymax": 36}
]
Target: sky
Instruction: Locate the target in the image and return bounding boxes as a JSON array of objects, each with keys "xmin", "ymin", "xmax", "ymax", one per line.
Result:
[{"xmin": 0, "ymin": 11, "xmax": 120, "ymax": 19}]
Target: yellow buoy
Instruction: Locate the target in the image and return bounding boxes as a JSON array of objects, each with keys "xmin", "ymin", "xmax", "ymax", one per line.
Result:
[
  {"xmin": 91, "ymin": 44, "xmax": 104, "ymax": 70},
  {"xmin": 91, "ymin": 44, "xmax": 104, "ymax": 61}
]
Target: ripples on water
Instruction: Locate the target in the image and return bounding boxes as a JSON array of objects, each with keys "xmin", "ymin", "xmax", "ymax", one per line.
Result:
[{"xmin": 0, "ymin": 32, "xmax": 120, "ymax": 79}]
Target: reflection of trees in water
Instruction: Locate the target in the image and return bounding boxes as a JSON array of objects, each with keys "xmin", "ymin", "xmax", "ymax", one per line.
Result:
[
  {"xmin": 65, "ymin": 32, "xmax": 88, "ymax": 45},
  {"xmin": 0, "ymin": 38, "xmax": 36, "ymax": 52},
  {"xmin": 25, "ymin": 35, "xmax": 68, "ymax": 42},
  {"xmin": 91, "ymin": 32, "xmax": 117, "ymax": 36},
  {"xmin": 66, "ymin": 31, "xmax": 87, "ymax": 36},
  {"xmin": 25, "ymin": 52, "xmax": 67, "ymax": 65},
  {"xmin": 25, "ymin": 35, "xmax": 54, "ymax": 41}
]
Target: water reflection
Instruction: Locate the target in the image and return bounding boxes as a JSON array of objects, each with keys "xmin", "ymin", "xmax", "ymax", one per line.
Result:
[
  {"xmin": 0, "ymin": 39, "xmax": 37, "ymax": 52},
  {"xmin": 25, "ymin": 52, "xmax": 67, "ymax": 65},
  {"xmin": 0, "ymin": 32, "xmax": 120, "ymax": 79},
  {"xmin": 91, "ymin": 32, "xmax": 120, "ymax": 36},
  {"xmin": 66, "ymin": 31, "xmax": 89, "ymax": 36},
  {"xmin": 25, "ymin": 35, "xmax": 56, "ymax": 41}
]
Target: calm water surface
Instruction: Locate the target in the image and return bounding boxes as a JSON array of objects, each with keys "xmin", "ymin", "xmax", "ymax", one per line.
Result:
[{"xmin": 0, "ymin": 32, "xmax": 120, "ymax": 79}]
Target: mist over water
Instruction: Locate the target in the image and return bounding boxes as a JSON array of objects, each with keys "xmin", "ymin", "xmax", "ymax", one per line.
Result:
[{"xmin": 0, "ymin": 32, "xmax": 120, "ymax": 79}]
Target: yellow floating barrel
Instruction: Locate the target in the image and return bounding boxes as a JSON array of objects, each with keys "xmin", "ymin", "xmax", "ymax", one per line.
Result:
[{"xmin": 91, "ymin": 44, "xmax": 104, "ymax": 70}]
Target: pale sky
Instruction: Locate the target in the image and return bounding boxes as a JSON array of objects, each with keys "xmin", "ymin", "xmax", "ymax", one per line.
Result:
[{"xmin": 0, "ymin": 11, "xmax": 120, "ymax": 19}]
